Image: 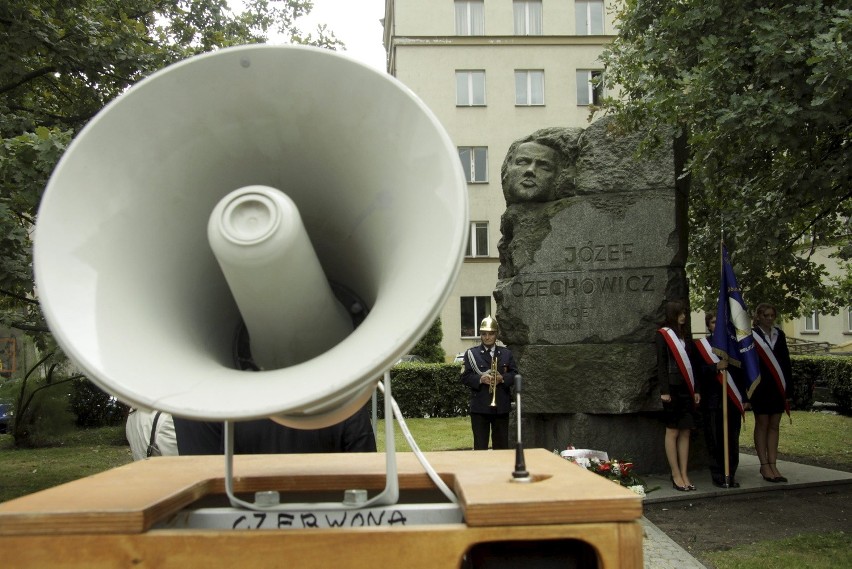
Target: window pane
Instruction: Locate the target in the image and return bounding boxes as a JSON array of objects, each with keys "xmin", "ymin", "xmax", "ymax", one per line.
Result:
[
  {"xmin": 530, "ymin": 71, "xmax": 544, "ymax": 104},
  {"xmin": 591, "ymin": 70, "xmax": 603, "ymax": 105},
  {"xmin": 471, "ymin": 71, "xmax": 485, "ymax": 105},
  {"xmin": 575, "ymin": 1, "xmax": 588, "ymax": 34},
  {"xmin": 458, "ymin": 147, "xmax": 472, "ymax": 181},
  {"xmin": 455, "ymin": 2, "xmax": 467, "ymax": 35},
  {"xmin": 513, "ymin": 2, "xmax": 525, "ymax": 34},
  {"xmin": 473, "ymin": 147, "xmax": 488, "ymax": 182},
  {"xmin": 590, "ymin": 1, "xmax": 604, "ymax": 34},
  {"xmin": 529, "ymin": 1, "xmax": 542, "ymax": 34},
  {"xmin": 515, "ymin": 71, "xmax": 527, "ymax": 104},
  {"xmin": 576, "ymin": 70, "xmax": 591, "ymax": 105},
  {"xmin": 460, "ymin": 297, "xmax": 475, "ymax": 337},
  {"xmin": 476, "ymin": 297, "xmax": 492, "ymax": 323},
  {"xmin": 475, "ymin": 223, "xmax": 488, "ymax": 256},
  {"xmin": 470, "ymin": 1, "xmax": 484, "ymax": 34},
  {"xmin": 456, "ymin": 72, "xmax": 469, "ymax": 105}
]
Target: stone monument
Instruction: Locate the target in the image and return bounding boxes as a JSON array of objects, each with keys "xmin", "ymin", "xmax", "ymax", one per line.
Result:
[{"xmin": 495, "ymin": 117, "xmax": 688, "ymax": 473}]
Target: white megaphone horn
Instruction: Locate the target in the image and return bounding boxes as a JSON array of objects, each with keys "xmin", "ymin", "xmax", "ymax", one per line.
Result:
[{"xmin": 34, "ymin": 45, "xmax": 468, "ymax": 429}]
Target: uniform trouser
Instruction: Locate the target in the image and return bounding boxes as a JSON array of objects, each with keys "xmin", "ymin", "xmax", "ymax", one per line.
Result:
[
  {"xmin": 703, "ymin": 404, "xmax": 742, "ymax": 481},
  {"xmin": 471, "ymin": 412, "xmax": 510, "ymax": 450}
]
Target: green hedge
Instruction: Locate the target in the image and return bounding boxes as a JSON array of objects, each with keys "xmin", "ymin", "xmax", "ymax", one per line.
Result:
[
  {"xmin": 792, "ymin": 355, "xmax": 852, "ymax": 414},
  {"xmin": 377, "ymin": 363, "xmax": 468, "ymax": 419},
  {"xmin": 380, "ymin": 357, "xmax": 852, "ymax": 417}
]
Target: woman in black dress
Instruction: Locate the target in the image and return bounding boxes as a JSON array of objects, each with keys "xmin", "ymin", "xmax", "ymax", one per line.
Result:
[
  {"xmin": 656, "ymin": 300, "xmax": 701, "ymax": 491},
  {"xmin": 751, "ymin": 303, "xmax": 793, "ymax": 483}
]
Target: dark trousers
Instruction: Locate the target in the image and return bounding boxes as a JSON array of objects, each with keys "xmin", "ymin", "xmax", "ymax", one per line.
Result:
[
  {"xmin": 471, "ymin": 412, "xmax": 510, "ymax": 450},
  {"xmin": 703, "ymin": 404, "xmax": 742, "ymax": 481}
]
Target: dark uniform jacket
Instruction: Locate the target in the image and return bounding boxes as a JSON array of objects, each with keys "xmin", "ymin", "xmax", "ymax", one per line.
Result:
[{"xmin": 460, "ymin": 344, "xmax": 518, "ymax": 414}]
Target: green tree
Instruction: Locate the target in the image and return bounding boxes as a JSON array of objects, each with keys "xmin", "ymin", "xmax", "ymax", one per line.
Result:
[
  {"xmin": 410, "ymin": 318, "xmax": 447, "ymax": 363},
  {"xmin": 0, "ymin": 0, "xmax": 342, "ymax": 442},
  {"xmin": 597, "ymin": 0, "xmax": 851, "ymax": 317}
]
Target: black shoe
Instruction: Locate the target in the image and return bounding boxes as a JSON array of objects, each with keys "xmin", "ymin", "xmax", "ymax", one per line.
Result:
[
  {"xmin": 670, "ymin": 476, "xmax": 689, "ymax": 492},
  {"xmin": 760, "ymin": 463, "xmax": 781, "ymax": 482}
]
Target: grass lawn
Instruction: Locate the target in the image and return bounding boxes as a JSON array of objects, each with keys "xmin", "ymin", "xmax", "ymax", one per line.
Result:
[
  {"xmin": 738, "ymin": 410, "xmax": 852, "ymax": 469},
  {"xmin": 2, "ymin": 411, "xmax": 848, "ymax": 504},
  {"xmin": 0, "ymin": 426, "xmax": 132, "ymax": 503},
  {"xmin": 704, "ymin": 531, "xmax": 852, "ymax": 569}
]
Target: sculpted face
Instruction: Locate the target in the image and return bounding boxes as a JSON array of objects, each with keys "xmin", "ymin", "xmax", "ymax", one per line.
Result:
[{"xmin": 505, "ymin": 142, "xmax": 560, "ymax": 203}]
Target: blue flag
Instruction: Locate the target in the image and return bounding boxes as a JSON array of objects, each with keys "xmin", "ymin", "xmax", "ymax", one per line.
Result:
[{"xmin": 711, "ymin": 244, "xmax": 761, "ymax": 398}]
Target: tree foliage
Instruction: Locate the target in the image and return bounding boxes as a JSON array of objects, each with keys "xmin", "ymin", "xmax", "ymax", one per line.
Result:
[
  {"xmin": 0, "ymin": 0, "xmax": 341, "ymax": 347},
  {"xmin": 410, "ymin": 318, "xmax": 447, "ymax": 363},
  {"xmin": 597, "ymin": 0, "xmax": 851, "ymax": 317}
]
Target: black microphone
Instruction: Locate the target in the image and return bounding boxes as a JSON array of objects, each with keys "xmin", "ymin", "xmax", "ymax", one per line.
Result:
[{"xmin": 512, "ymin": 374, "xmax": 531, "ymax": 482}]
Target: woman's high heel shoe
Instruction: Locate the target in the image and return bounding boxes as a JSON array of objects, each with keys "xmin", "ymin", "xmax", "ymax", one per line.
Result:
[
  {"xmin": 769, "ymin": 463, "xmax": 788, "ymax": 482},
  {"xmin": 760, "ymin": 463, "xmax": 780, "ymax": 483},
  {"xmin": 670, "ymin": 476, "xmax": 689, "ymax": 492}
]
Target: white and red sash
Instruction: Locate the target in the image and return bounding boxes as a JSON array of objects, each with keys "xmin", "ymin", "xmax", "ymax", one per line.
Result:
[
  {"xmin": 752, "ymin": 329, "xmax": 790, "ymax": 415},
  {"xmin": 658, "ymin": 327, "xmax": 696, "ymax": 397},
  {"xmin": 695, "ymin": 338, "xmax": 745, "ymax": 416}
]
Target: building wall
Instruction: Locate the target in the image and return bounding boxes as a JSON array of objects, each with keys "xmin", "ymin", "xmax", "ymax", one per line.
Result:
[
  {"xmin": 385, "ymin": 0, "xmax": 617, "ymax": 359},
  {"xmin": 780, "ymin": 246, "xmax": 852, "ymax": 352}
]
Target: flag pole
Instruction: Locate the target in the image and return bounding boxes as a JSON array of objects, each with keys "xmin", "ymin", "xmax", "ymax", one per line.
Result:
[{"xmin": 720, "ymin": 238, "xmax": 731, "ymax": 488}]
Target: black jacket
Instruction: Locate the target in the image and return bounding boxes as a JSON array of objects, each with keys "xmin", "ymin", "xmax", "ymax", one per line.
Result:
[{"xmin": 460, "ymin": 344, "xmax": 518, "ymax": 414}]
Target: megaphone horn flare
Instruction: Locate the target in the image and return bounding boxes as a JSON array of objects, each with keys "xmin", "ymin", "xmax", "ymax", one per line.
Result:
[{"xmin": 34, "ymin": 45, "xmax": 468, "ymax": 428}]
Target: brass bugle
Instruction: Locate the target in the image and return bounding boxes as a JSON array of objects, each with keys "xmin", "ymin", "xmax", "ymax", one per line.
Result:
[{"xmin": 489, "ymin": 355, "xmax": 498, "ymax": 407}]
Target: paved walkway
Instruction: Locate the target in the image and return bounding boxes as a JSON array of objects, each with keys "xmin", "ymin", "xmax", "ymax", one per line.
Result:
[{"xmin": 639, "ymin": 454, "xmax": 852, "ymax": 568}]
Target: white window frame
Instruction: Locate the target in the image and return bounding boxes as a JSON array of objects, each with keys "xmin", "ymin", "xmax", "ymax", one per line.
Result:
[
  {"xmin": 458, "ymin": 146, "xmax": 488, "ymax": 183},
  {"xmin": 576, "ymin": 69, "xmax": 604, "ymax": 106},
  {"xmin": 804, "ymin": 311, "xmax": 820, "ymax": 332},
  {"xmin": 513, "ymin": 0, "xmax": 543, "ymax": 35},
  {"xmin": 456, "ymin": 70, "xmax": 486, "ymax": 106},
  {"xmin": 575, "ymin": 0, "xmax": 604, "ymax": 35},
  {"xmin": 846, "ymin": 308, "xmax": 852, "ymax": 333},
  {"xmin": 460, "ymin": 296, "xmax": 492, "ymax": 338},
  {"xmin": 515, "ymin": 70, "xmax": 545, "ymax": 106},
  {"xmin": 455, "ymin": 0, "xmax": 484, "ymax": 36},
  {"xmin": 466, "ymin": 221, "xmax": 489, "ymax": 257}
]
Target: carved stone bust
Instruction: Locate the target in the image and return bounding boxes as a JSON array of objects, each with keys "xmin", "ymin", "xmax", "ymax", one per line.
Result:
[{"xmin": 500, "ymin": 127, "xmax": 581, "ymax": 204}]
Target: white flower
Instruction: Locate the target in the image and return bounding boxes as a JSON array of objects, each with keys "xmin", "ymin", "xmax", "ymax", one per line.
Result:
[
  {"xmin": 612, "ymin": 461, "xmax": 622, "ymax": 476},
  {"xmin": 628, "ymin": 485, "xmax": 646, "ymax": 497}
]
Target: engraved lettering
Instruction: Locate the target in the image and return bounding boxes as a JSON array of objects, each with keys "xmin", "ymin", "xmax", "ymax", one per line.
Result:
[
  {"xmin": 608, "ymin": 244, "xmax": 620, "ymax": 261},
  {"xmin": 511, "ymin": 282, "xmax": 524, "ymax": 297},
  {"xmin": 626, "ymin": 276, "xmax": 641, "ymax": 292},
  {"xmin": 550, "ymin": 280, "xmax": 563, "ymax": 295}
]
